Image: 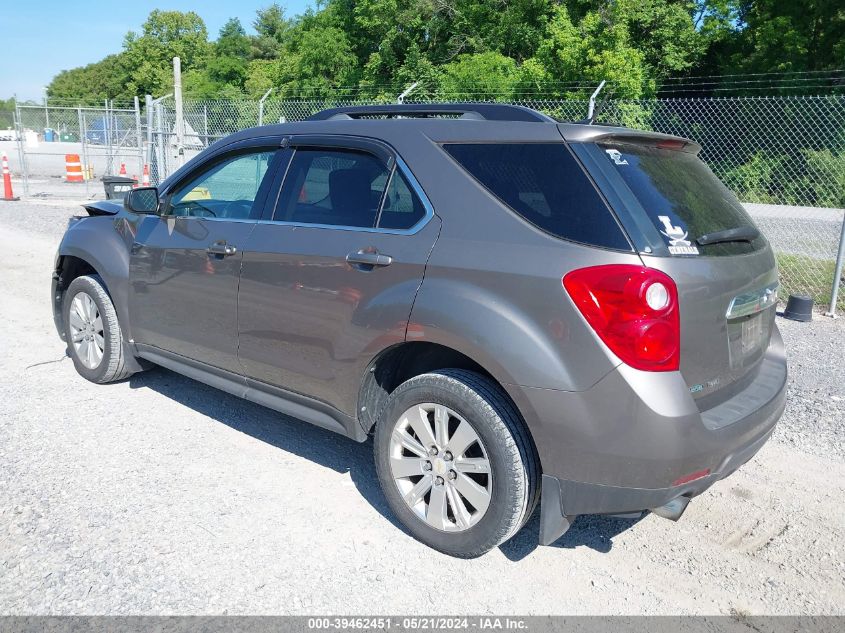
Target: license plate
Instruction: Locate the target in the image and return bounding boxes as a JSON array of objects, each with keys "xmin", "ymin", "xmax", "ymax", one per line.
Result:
[{"xmin": 741, "ymin": 314, "xmax": 763, "ymax": 355}]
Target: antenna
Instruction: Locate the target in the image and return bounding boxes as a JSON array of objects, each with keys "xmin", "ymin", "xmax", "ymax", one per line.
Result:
[{"xmin": 586, "ymin": 80, "xmax": 607, "ymax": 124}]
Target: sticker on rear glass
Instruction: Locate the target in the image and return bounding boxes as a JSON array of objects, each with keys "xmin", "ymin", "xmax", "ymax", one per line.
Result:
[
  {"xmin": 658, "ymin": 215, "xmax": 699, "ymax": 255},
  {"xmin": 605, "ymin": 149, "xmax": 628, "ymax": 165}
]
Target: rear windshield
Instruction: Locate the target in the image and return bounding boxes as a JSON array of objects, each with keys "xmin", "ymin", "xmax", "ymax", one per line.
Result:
[
  {"xmin": 443, "ymin": 143, "xmax": 630, "ymax": 250},
  {"xmin": 597, "ymin": 143, "xmax": 765, "ymax": 255}
]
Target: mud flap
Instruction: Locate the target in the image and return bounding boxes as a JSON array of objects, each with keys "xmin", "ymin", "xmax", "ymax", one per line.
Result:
[{"xmin": 539, "ymin": 475, "xmax": 577, "ymax": 546}]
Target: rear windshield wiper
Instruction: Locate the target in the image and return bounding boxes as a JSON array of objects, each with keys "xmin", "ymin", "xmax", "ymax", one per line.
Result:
[{"xmin": 696, "ymin": 226, "xmax": 760, "ymax": 246}]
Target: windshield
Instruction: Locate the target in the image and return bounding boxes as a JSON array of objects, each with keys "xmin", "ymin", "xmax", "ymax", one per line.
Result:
[{"xmin": 598, "ymin": 143, "xmax": 766, "ymax": 256}]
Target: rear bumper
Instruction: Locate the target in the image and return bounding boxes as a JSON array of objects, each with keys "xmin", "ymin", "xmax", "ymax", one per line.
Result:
[{"xmin": 508, "ymin": 325, "xmax": 787, "ymax": 545}]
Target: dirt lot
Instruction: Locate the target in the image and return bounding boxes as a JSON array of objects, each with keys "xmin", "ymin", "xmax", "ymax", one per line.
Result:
[{"xmin": 0, "ymin": 198, "xmax": 843, "ymax": 615}]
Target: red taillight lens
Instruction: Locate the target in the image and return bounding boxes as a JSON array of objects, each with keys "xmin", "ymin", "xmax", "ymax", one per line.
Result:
[{"xmin": 563, "ymin": 265, "xmax": 680, "ymax": 372}]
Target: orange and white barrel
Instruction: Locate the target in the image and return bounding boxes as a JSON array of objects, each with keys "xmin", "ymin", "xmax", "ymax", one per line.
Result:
[{"xmin": 65, "ymin": 154, "xmax": 83, "ymax": 182}]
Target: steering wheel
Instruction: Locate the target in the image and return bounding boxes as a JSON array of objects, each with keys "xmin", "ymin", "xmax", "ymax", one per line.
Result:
[{"xmin": 185, "ymin": 202, "xmax": 216, "ymax": 218}]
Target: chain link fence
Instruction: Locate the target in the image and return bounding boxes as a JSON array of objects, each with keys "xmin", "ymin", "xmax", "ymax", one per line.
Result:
[
  {"xmin": 6, "ymin": 94, "xmax": 843, "ymax": 311},
  {"xmin": 10, "ymin": 102, "xmax": 144, "ymax": 198}
]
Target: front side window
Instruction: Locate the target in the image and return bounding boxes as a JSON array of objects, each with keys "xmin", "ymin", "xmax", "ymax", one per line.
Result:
[
  {"xmin": 168, "ymin": 150, "xmax": 275, "ymax": 219},
  {"xmin": 275, "ymin": 149, "xmax": 390, "ymax": 228}
]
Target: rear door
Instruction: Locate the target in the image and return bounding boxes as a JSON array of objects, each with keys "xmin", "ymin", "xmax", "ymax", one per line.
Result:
[
  {"xmin": 573, "ymin": 140, "xmax": 778, "ymax": 405},
  {"xmin": 237, "ymin": 136, "xmax": 440, "ymax": 415}
]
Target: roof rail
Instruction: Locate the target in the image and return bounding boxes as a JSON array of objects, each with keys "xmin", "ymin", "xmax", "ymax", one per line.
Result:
[{"xmin": 306, "ymin": 103, "xmax": 556, "ymax": 123}]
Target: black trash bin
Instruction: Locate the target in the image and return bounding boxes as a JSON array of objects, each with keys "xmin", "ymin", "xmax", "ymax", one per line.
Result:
[{"xmin": 102, "ymin": 175, "xmax": 138, "ymax": 200}]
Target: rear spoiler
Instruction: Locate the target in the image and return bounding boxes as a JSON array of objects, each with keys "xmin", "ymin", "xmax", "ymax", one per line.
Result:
[
  {"xmin": 558, "ymin": 123, "xmax": 701, "ymax": 155},
  {"xmin": 82, "ymin": 200, "xmax": 124, "ymax": 216},
  {"xmin": 590, "ymin": 132, "xmax": 701, "ymax": 155}
]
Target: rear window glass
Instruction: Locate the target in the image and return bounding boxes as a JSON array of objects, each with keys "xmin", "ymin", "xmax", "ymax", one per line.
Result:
[
  {"xmin": 443, "ymin": 143, "xmax": 630, "ymax": 250},
  {"xmin": 598, "ymin": 144, "xmax": 764, "ymax": 255}
]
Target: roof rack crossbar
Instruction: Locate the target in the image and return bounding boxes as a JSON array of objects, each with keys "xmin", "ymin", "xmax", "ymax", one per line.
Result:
[{"xmin": 305, "ymin": 103, "xmax": 556, "ymax": 123}]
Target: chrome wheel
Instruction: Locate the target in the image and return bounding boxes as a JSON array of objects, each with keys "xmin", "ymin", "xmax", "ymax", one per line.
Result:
[
  {"xmin": 68, "ymin": 291, "xmax": 104, "ymax": 369},
  {"xmin": 389, "ymin": 403, "xmax": 492, "ymax": 532}
]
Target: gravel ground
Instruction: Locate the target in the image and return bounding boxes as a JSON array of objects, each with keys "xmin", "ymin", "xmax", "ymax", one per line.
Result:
[{"xmin": 1, "ymin": 198, "xmax": 844, "ymax": 615}]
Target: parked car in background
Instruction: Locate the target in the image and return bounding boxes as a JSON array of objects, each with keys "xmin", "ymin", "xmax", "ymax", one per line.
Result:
[{"xmin": 50, "ymin": 103, "xmax": 787, "ymax": 557}]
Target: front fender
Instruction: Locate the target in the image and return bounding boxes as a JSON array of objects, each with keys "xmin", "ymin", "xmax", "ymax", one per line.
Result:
[{"xmin": 57, "ymin": 215, "xmax": 137, "ymax": 340}]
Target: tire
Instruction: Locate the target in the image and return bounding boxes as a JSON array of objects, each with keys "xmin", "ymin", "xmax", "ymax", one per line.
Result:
[
  {"xmin": 374, "ymin": 369, "xmax": 540, "ymax": 557},
  {"xmin": 63, "ymin": 274, "xmax": 134, "ymax": 384}
]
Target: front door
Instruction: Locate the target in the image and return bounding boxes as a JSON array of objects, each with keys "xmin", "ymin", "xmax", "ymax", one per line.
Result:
[
  {"xmin": 237, "ymin": 141, "xmax": 440, "ymax": 415},
  {"xmin": 129, "ymin": 147, "xmax": 280, "ymax": 373}
]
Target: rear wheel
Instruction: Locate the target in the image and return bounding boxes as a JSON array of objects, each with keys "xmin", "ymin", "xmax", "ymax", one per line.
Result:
[
  {"xmin": 374, "ymin": 369, "xmax": 539, "ymax": 557},
  {"xmin": 63, "ymin": 274, "xmax": 133, "ymax": 384}
]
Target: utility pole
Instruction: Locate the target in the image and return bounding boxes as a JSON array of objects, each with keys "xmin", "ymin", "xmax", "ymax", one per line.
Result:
[
  {"xmin": 173, "ymin": 57, "xmax": 185, "ymax": 167},
  {"xmin": 42, "ymin": 87, "xmax": 49, "ymax": 129}
]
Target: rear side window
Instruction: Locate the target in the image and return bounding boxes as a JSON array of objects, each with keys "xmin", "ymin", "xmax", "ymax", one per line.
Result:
[
  {"xmin": 443, "ymin": 143, "xmax": 630, "ymax": 250},
  {"xmin": 275, "ymin": 149, "xmax": 389, "ymax": 228},
  {"xmin": 378, "ymin": 170, "xmax": 426, "ymax": 230},
  {"xmin": 597, "ymin": 144, "xmax": 764, "ymax": 255}
]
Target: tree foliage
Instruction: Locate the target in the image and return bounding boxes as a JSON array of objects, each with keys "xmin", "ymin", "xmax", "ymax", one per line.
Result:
[{"xmin": 41, "ymin": 1, "xmax": 845, "ymax": 104}]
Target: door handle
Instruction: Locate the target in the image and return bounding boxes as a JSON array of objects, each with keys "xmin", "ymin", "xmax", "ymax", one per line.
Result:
[
  {"xmin": 207, "ymin": 241, "xmax": 238, "ymax": 257},
  {"xmin": 346, "ymin": 250, "xmax": 393, "ymax": 269}
]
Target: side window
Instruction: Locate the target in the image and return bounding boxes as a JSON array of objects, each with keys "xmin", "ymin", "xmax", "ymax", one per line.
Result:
[
  {"xmin": 275, "ymin": 149, "xmax": 390, "ymax": 228},
  {"xmin": 443, "ymin": 143, "xmax": 630, "ymax": 250},
  {"xmin": 377, "ymin": 169, "xmax": 426, "ymax": 230},
  {"xmin": 168, "ymin": 150, "xmax": 275, "ymax": 219}
]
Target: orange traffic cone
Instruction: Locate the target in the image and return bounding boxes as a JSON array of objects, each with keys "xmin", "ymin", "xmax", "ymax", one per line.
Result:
[
  {"xmin": 65, "ymin": 154, "xmax": 84, "ymax": 182},
  {"xmin": 119, "ymin": 162, "xmax": 127, "ymax": 176},
  {"xmin": 141, "ymin": 164, "xmax": 150, "ymax": 186},
  {"xmin": 2, "ymin": 152, "xmax": 19, "ymax": 201},
  {"xmin": 131, "ymin": 175, "xmax": 138, "ymax": 188}
]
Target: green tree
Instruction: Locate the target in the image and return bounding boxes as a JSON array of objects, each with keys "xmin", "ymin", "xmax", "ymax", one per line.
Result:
[
  {"xmin": 123, "ymin": 10, "xmax": 210, "ymax": 96},
  {"xmin": 521, "ymin": 6, "xmax": 650, "ymax": 98},
  {"xmin": 0, "ymin": 97, "xmax": 16, "ymax": 129},
  {"xmin": 208, "ymin": 19, "xmax": 251, "ymax": 88},
  {"xmin": 47, "ymin": 54, "xmax": 132, "ymax": 103},
  {"xmin": 244, "ymin": 60, "xmax": 277, "ymax": 98},
  {"xmin": 275, "ymin": 25, "xmax": 358, "ymax": 97},
  {"xmin": 252, "ymin": 3, "xmax": 293, "ymax": 59},
  {"xmin": 732, "ymin": 0, "xmax": 845, "ymax": 73},
  {"xmin": 439, "ymin": 52, "xmax": 520, "ymax": 100}
]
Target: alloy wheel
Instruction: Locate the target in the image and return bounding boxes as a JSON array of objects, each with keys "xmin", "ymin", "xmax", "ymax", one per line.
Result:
[
  {"xmin": 68, "ymin": 291, "xmax": 104, "ymax": 369},
  {"xmin": 388, "ymin": 403, "xmax": 492, "ymax": 532}
]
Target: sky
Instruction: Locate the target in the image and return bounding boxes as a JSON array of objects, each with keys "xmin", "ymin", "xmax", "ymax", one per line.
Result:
[{"xmin": 0, "ymin": 1, "xmax": 312, "ymax": 101}]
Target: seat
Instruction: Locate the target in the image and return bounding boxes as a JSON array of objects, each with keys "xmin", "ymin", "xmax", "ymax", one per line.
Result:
[{"xmin": 328, "ymin": 168, "xmax": 377, "ymax": 228}]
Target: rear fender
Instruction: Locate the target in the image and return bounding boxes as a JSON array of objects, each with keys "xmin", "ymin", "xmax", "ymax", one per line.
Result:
[{"xmin": 408, "ymin": 278, "xmax": 612, "ymax": 391}]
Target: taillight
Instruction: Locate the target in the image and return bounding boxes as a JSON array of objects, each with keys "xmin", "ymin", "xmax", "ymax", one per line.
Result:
[{"xmin": 563, "ymin": 265, "xmax": 680, "ymax": 372}]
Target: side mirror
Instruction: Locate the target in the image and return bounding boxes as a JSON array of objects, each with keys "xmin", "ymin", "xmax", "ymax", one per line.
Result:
[{"xmin": 124, "ymin": 187, "xmax": 161, "ymax": 214}]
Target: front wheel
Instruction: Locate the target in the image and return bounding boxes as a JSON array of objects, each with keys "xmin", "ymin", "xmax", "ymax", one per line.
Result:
[
  {"xmin": 63, "ymin": 274, "xmax": 134, "ymax": 384},
  {"xmin": 374, "ymin": 369, "xmax": 539, "ymax": 557}
]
